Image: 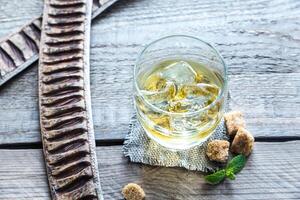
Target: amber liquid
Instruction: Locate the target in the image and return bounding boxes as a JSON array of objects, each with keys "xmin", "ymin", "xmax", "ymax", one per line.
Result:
[{"xmin": 135, "ymin": 59, "xmax": 225, "ymax": 149}]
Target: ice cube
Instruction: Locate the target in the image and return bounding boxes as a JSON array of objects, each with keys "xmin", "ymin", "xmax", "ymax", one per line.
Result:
[
  {"xmin": 195, "ymin": 83, "xmax": 220, "ymax": 96},
  {"xmin": 169, "ymin": 116, "xmax": 189, "ymax": 132},
  {"xmin": 178, "ymin": 83, "xmax": 220, "ymax": 100},
  {"xmin": 167, "ymin": 83, "xmax": 221, "ymax": 133},
  {"xmin": 169, "ymin": 114, "xmax": 207, "ymax": 133},
  {"xmin": 143, "ymin": 74, "xmax": 167, "ymax": 91},
  {"xmin": 169, "ymin": 107, "xmax": 213, "ymax": 133},
  {"xmin": 160, "ymin": 61, "xmax": 197, "ymax": 85},
  {"xmin": 147, "ymin": 112, "xmax": 171, "ymax": 129},
  {"xmin": 140, "ymin": 81, "xmax": 176, "ymax": 110},
  {"xmin": 168, "ymin": 83, "xmax": 219, "ymax": 112},
  {"xmin": 169, "ymin": 97, "xmax": 208, "ymax": 113}
]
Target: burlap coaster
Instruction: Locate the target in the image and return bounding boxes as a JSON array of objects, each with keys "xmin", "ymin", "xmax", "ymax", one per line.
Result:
[{"xmin": 123, "ymin": 117, "xmax": 228, "ymax": 172}]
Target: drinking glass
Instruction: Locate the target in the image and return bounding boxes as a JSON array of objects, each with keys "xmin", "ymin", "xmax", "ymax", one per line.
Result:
[{"xmin": 134, "ymin": 35, "xmax": 228, "ymax": 150}]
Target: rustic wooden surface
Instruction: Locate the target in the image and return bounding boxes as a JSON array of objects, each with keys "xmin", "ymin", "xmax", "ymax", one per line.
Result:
[
  {"xmin": 0, "ymin": 142, "xmax": 300, "ymax": 200},
  {"xmin": 0, "ymin": 0, "xmax": 120, "ymax": 87},
  {"xmin": 0, "ymin": 0, "xmax": 300, "ymax": 145},
  {"xmin": 0, "ymin": 0, "xmax": 299, "ymax": 199}
]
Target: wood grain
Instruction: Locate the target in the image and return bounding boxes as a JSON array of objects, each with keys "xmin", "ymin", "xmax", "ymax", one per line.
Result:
[
  {"xmin": 0, "ymin": 66, "xmax": 299, "ymax": 145},
  {"xmin": 0, "ymin": 0, "xmax": 299, "ymax": 145},
  {"xmin": 0, "ymin": 0, "xmax": 120, "ymax": 86},
  {"xmin": 0, "ymin": 142, "xmax": 299, "ymax": 200}
]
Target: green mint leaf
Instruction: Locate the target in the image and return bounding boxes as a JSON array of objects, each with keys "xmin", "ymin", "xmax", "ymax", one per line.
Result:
[
  {"xmin": 204, "ymin": 169, "xmax": 226, "ymax": 185},
  {"xmin": 204, "ymin": 155, "xmax": 247, "ymax": 185},
  {"xmin": 226, "ymin": 155, "xmax": 246, "ymax": 174},
  {"xmin": 226, "ymin": 171, "xmax": 236, "ymax": 180}
]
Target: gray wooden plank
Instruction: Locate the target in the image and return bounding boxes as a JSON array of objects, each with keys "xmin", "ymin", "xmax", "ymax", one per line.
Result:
[
  {"xmin": 0, "ymin": 0, "xmax": 299, "ymax": 144},
  {"xmin": 0, "ymin": 0, "xmax": 120, "ymax": 86},
  {"xmin": 0, "ymin": 64, "xmax": 299, "ymax": 144},
  {"xmin": 0, "ymin": 142, "xmax": 299, "ymax": 199},
  {"xmin": 0, "ymin": 0, "xmax": 42, "ymax": 38}
]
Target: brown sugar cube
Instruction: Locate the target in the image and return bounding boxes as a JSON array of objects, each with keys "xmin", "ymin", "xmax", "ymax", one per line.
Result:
[
  {"xmin": 231, "ymin": 127, "xmax": 254, "ymax": 156},
  {"xmin": 224, "ymin": 111, "xmax": 246, "ymax": 137},
  {"xmin": 206, "ymin": 140, "xmax": 230, "ymax": 163},
  {"xmin": 122, "ymin": 183, "xmax": 145, "ymax": 200}
]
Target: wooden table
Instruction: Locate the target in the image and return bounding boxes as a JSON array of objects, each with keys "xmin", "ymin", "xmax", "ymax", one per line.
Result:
[{"xmin": 0, "ymin": 0, "xmax": 299, "ymax": 199}]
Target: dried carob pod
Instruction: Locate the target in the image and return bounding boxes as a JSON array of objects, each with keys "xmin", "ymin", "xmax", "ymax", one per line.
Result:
[
  {"xmin": 0, "ymin": 0, "xmax": 119, "ymax": 86},
  {"xmin": 39, "ymin": 0, "xmax": 101, "ymax": 199}
]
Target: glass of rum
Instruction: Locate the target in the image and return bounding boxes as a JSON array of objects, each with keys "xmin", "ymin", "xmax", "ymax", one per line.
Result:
[{"xmin": 134, "ymin": 35, "xmax": 228, "ymax": 150}]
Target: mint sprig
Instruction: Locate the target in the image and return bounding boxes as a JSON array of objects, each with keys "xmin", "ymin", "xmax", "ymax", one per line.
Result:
[
  {"xmin": 204, "ymin": 169, "xmax": 226, "ymax": 185},
  {"xmin": 226, "ymin": 155, "xmax": 246, "ymax": 174},
  {"xmin": 204, "ymin": 155, "xmax": 247, "ymax": 185}
]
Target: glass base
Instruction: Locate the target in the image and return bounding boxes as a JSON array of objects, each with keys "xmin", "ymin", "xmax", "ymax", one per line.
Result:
[{"xmin": 140, "ymin": 119, "xmax": 220, "ymax": 151}]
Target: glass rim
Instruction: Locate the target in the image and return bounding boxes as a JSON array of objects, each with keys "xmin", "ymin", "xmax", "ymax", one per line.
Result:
[{"xmin": 134, "ymin": 35, "xmax": 228, "ymax": 117}]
